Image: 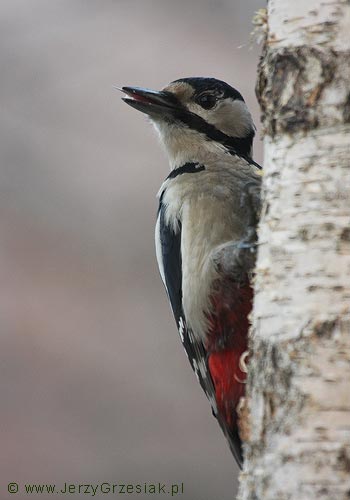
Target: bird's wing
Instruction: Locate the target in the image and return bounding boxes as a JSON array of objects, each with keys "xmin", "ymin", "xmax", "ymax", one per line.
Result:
[
  {"xmin": 155, "ymin": 196, "xmax": 218, "ymax": 406},
  {"xmin": 155, "ymin": 188, "xmax": 244, "ymax": 467}
]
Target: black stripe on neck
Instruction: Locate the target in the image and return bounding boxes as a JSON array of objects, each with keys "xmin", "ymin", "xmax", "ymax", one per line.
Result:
[
  {"xmin": 166, "ymin": 162, "xmax": 205, "ymax": 180},
  {"xmin": 158, "ymin": 163, "xmax": 205, "ymax": 212},
  {"xmin": 171, "ymin": 109, "xmax": 261, "ymax": 169}
]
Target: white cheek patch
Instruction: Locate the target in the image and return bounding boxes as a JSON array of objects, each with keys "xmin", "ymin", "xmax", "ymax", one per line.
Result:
[
  {"xmin": 187, "ymin": 99, "xmax": 254, "ymax": 139},
  {"xmin": 186, "ymin": 101, "xmax": 211, "ymax": 122}
]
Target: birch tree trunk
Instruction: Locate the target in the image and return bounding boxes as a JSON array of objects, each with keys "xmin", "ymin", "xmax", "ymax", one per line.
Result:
[{"xmin": 238, "ymin": 1, "xmax": 350, "ymax": 498}]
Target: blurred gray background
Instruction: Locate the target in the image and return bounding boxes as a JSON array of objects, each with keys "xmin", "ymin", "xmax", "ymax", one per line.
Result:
[{"xmin": 0, "ymin": 1, "xmax": 263, "ymax": 499}]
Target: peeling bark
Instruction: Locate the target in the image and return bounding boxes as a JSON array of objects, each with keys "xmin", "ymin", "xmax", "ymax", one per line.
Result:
[{"xmin": 238, "ymin": 1, "xmax": 350, "ymax": 499}]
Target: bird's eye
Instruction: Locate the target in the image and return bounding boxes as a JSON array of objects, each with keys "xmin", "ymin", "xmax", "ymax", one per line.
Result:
[{"xmin": 196, "ymin": 93, "xmax": 217, "ymax": 110}]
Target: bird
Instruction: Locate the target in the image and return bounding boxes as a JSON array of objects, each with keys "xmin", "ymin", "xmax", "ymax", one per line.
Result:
[{"xmin": 120, "ymin": 77, "xmax": 262, "ymax": 467}]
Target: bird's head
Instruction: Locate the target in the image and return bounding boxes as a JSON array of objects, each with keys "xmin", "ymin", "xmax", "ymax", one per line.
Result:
[{"xmin": 120, "ymin": 77, "xmax": 255, "ymax": 168}]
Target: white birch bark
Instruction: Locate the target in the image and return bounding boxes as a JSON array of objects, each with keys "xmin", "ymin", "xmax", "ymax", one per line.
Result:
[{"xmin": 238, "ymin": 1, "xmax": 350, "ymax": 498}]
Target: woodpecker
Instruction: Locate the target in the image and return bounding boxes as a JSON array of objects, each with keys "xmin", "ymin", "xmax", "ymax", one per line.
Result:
[{"xmin": 120, "ymin": 77, "xmax": 261, "ymax": 467}]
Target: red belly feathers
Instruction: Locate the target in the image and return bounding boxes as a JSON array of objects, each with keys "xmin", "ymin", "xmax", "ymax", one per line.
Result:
[{"xmin": 206, "ymin": 281, "xmax": 253, "ymax": 428}]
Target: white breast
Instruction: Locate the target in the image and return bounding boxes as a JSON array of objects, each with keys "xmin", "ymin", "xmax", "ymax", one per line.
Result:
[{"xmin": 160, "ymin": 160, "xmax": 252, "ymax": 342}]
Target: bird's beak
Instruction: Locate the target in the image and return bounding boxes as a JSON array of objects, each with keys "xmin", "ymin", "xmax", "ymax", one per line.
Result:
[{"xmin": 118, "ymin": 86, "xmax": 181, "ymax": 120}]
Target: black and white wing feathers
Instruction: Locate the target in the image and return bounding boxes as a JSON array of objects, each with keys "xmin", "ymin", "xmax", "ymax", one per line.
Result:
[
  {"xmin": 155, "ymin": 173, "xmax": 245, "ymax": 467},
  {"xmin": 155, "ymin": 191, "xmax": 217, "ymax": 413}
]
